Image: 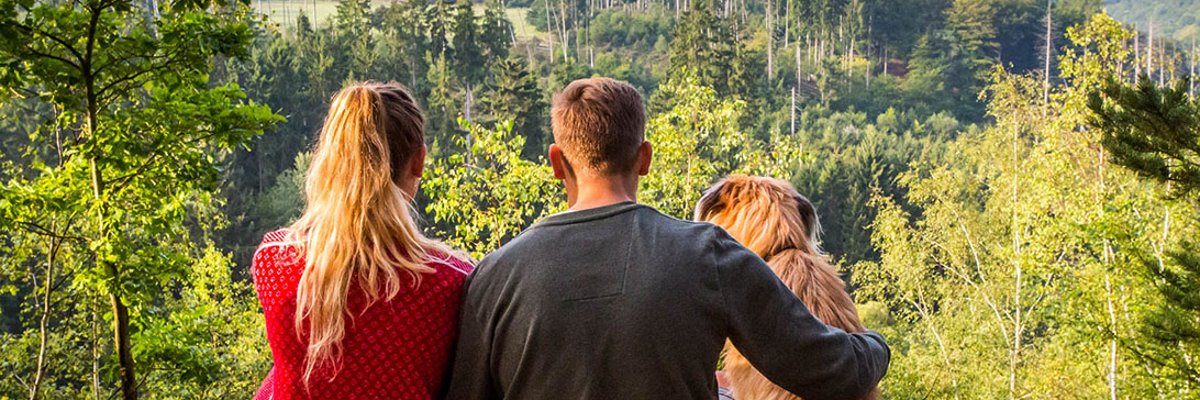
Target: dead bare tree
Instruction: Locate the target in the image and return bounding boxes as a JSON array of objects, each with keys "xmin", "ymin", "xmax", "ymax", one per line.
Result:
[{"xmin": 1042, "ymin": 0, "xmax": 1052, "ymax": 107}]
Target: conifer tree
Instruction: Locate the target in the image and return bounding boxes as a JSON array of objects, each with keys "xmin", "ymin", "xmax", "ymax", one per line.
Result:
[
  {"xmin": 1090, "ymin": 76, "xmax": 1200, "ymax": 385},
  {"xmin": 483, "ymin": 55, "xmax": 548, "ymax": 159},
  {"xmin": 333, "ymin": 0, "xmax": 374, "ymax": 79},
  {"xmin": 668, "ymin": 0, "xmax": 739, "ymax": 95},
  {"xmin": 479, "ymin": 0, "xmax": 514, "ymax": 66}
]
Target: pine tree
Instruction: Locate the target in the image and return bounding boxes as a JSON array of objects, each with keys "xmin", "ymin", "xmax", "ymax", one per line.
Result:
[
  {"xmin": 483, "ymin": 55, "xmax": 548, "ymax": 159},
  {"xmin": 379, "ymin": 0, "xmax": 434, "ymax": 92},
  {"xmin": 1089, "ymin": 76, "xmax": 1200, "ymax": 385},
  {"xmin": 668, "ymin": 0, "xmax": 738, "ymax": 95},
  {"xmin": 426, "ymin": 51, "xmax": 461, "ymax": 154},
  {"xmin": 451, "ymin": 0, "xmax": 484, "ymax": 87},
  {"xmin": 943, "ymin": 0, "xmax": 998, "ymax": 89},
  {"xmin": 333, "ymin": 0, "xmax": 374, "ymax": 79},
  {"xmin": 478, "ymin": 0, "xmax": 514, "ymax": 66},
  {"xmin": 425, "ymin": 0, "xmax": 453, "ymax": 61}
]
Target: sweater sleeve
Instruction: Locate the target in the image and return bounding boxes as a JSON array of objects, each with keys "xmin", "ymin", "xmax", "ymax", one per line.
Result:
[
  {"xmin": 713, "ymin": 232, "xmax": 890, "ymax": 400},
  {"xmin": 445, "ymin": 268, "xmax": 501, "ymax": 400},
  {"xmin": 250, "ymin": 230, "xmax": 304, "ymax": 400}
]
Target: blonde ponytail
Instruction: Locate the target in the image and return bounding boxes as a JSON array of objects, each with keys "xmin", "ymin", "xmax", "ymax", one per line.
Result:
[{"xmin": 288, "ymin": 82, "xmax": 453, "ymax": 383}]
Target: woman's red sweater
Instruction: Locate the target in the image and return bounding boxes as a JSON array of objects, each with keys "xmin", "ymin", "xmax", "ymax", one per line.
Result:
[{"xmin": 251, "ymin": 229, "xmax": 473, "ymax": 400}]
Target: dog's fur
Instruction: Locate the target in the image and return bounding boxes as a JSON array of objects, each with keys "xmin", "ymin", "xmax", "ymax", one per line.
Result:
[{"xmin": 695, "ymin": 174, "xmax": 879, "ymax": 400}]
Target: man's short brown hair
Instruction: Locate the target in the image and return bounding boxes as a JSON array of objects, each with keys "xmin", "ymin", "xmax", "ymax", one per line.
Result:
[{"xmin": 551, "ymin": 77, "xmax": 646, "ymax": 175}]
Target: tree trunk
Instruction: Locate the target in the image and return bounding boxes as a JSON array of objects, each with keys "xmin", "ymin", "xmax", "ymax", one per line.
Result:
[
  {"xmin": 112, "ymin": 294, "xmax": 137, "ymax": 400},
  {"xmin": 558, "ymin": 0, "xmax": 570, "ymax": 63},
  {"xmin": 1159, "ymin": 39, "xmax": 1165, "ymax": 86},
  {"xmin": 790, "ymin": 86, "xmax": 795, "ymax": 136},
  {"xmin": 92, "ymin": 301, "xmax": 101, "ymax": 400},
  {"xmin": 1042, "ymin": 0, "xmax": 1051, "ymax": 107},
  {"xmin": 29, "ymin": 236, "xmax": 60, "ymax": 400},
  {"xmin": 464, "ymin": 83, "xmax": 473, "ymax": 124},
  {"xmin": 1134, "ymin": 31, "xmax": 1140, "ymax": 84},
  {"xmin": 795, "ymin": 41, "xmax": 801, "ymax": 89},
  {"xmin": 1105, "ymin": 271, "xmax": 1118, "ymax": 400},
  {"xmin": 84, "ymin": 6, "xmax": 136, "ymax": 398},
  {"xmin": 1147, "ymin": 24, "xmax": 1154, "ymax": 81},
  {"xmin": 864, "ymin": 44, "xmax": 870, "ymax": 89},
  {"xmin": 1008, "ymin": 124, "xmax": 1021, "ymax": 400},
  {"xmin": 545, "ymin": 0, "xmax": 554, "ymax": 64},
  {"xmin": 766, "ymin": 0, "xmax": 773, "ymax": 79},
  {"xmin": 1096, "ymin": 125, "xmax": 1119, "ymax": 400}
]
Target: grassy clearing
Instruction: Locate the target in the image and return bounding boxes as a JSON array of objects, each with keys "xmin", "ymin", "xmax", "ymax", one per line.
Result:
[
  {"xmin": 252, "ymin": 0, "xmax": 356, "ymax": 27},
  {"xmin": 252, "ymin": 0, "xmax": 547, "ymax": 42},
  {"xmin": 507, "ymin": 7, "xmax": 548, "ymax": 41}
]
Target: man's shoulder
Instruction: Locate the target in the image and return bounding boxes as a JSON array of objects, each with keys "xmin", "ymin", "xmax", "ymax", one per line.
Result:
[
  {"xmin": 468, "ymin": 206, "xmax": 739, "ymax": 277},
  {"xmin": 466, "ymin": 229, "xmax": 531, "ymax": 281},
  {"xmin": 633, "ymin": 206, "xmax": 738, "ymax": 250}
]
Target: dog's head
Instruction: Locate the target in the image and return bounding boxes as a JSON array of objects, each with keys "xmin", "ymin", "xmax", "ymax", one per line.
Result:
[{"xmin": 694, "ymin": 174, "xmax": 822, "ymax": 258}]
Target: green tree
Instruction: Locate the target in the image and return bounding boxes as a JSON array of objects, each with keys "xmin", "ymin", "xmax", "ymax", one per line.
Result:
[
  {"xmin": 943, "ymin": 0, "xmax": 999, "ymax": 117},
  {"xmin": 0, "ymin": 1, "xmax": 281, "ymax": 398},
  {"xmin": 478, "ymin": 0, "xmax": 513, "ymax": 67},
  {"xmin": 640, "ymin": 74, "xmax": 751, "ymax": 218},
  {"xmin": 378, "ymin": 0, "xmax": 433, "ymax": 90},
  {"xmin": 865, "ymin": 0, "xmax": 951, "ymax": 56},
  {"xmin": 422, "ymin": 120, "xmax": 562, "ymax": 258},
  {"xmin": 854, "ymin": 16, "xmax": 1196, "ymax": 397},
  {"xmin": 789, "ymin": 111, "xmax": 943, "ymax": 265},
  {"xmin": 1089, "ymin": 76, "xmax": 1200, "ymax": 386},
  {"xmin": 451, "ymin": 0, "xmax": 484, "ymax": 87},
  {"xmin": 857, "ymin": 69, "xmax": 1174, "ymax": 399},
  {"xmin": 668, "ymin": 0, "xmax": 740, "ymax": 97},
  {"xmin": 426, "ymin": 51, "xmax": 461, "ymax": 154},
  {"xmin": 482, "ymin": 55, "xmax": 549, "ymax": 159},
  {"xmin": 333, "ymin": 0, "xmax": 374, "ymax": 80}
]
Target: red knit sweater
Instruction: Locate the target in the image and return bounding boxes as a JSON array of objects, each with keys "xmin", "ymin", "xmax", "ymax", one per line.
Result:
[{"xmin": 251, "ymin": 229, "xmax": 473, "ymax": 400}]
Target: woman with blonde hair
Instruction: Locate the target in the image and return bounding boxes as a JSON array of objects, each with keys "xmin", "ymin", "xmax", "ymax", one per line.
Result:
[{"xmin": 251, "ymin": 82, "xmax": 472, "ymax": 399}]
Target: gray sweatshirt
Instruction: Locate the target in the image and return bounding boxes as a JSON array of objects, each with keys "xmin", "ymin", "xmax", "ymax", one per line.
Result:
[{"xmin": 445, "ymin": 202, "xmax": 889, "ymax": 400}]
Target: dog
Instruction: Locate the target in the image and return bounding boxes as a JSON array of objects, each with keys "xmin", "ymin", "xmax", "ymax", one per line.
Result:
[{"xmin": 695, "ymin": 174, "xmax": 879, "ymax": 400}]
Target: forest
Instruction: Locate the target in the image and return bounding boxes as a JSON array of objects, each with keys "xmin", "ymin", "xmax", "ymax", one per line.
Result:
[{"xmin": 2, "ymin": 0, "xmax": 1200, "ymax": 398}]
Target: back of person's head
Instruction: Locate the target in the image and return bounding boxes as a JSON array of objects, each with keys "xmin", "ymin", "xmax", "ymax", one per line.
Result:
[
  {"xmin": 551, "ymin": 77, "xmax": 646, "ymax": 176},
  {"xmin": 288, "ymin": 81, "xmax": 450, "ymax": 383},
  {"xmin": 694, "ymin": 175, "xmax": 823, "ymax": 258}
]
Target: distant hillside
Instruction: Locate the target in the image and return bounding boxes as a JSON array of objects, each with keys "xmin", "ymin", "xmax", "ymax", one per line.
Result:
[{"xmin": 1106, "ymin": 0, "xmax": 1200, "ymax": 41}]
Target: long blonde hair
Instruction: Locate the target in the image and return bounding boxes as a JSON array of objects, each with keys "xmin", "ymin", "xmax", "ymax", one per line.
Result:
[{"xmin": 288, "ymin": 81, "xmax": 451, "ymax": 383}]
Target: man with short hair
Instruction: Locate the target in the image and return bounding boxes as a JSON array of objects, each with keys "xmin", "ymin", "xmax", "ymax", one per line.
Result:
[{"xmin": 446, "ymin": 77, "xmax": 889, "ymax": 400}]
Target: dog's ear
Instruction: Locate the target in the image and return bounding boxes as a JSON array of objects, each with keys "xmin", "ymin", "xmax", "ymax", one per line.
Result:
[
  {"xmin": 694, "ymin": 179, "xmax": 728, "ymax": 221},
  {"xmin": 794, "ymin": 192, "xmax": 823, "ymax": 249}
]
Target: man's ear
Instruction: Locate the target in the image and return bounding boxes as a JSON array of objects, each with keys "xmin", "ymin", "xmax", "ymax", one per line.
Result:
[
  {"xmin": 409, "ymin": 144, "xmax": 426, "ymax": 178},
  {"xmin": 549, "ymin": 144, "xmax": 569, "ymax": 180},
  {"xmin": 635, "ymin": 141, "xmax": 653, "ymax": 176}
]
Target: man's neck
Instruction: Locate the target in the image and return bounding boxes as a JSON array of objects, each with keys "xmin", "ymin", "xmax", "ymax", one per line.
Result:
[{"xmin": 567, "ymin": 174, "xmax": 639, "ymax": 212}]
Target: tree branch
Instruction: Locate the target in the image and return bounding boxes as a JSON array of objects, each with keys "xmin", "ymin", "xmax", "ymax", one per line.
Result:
[
  {"xmin": 97, "ymin": 62, "xmax": 175, "ymax": 102},
  {"xmin": 15, "ymin": 220, "xmax": 86, "ymax": 242},
  {"xmin": 21, "ymin": 49, "xmax": 82, "ymax": 70},
  {"xmin": 11, "ymin": 22, "xmax": 86, "ymax": 67},
  {"xmin": 108, "ymin": 128, "xmax": 224, "ymax": 194}
]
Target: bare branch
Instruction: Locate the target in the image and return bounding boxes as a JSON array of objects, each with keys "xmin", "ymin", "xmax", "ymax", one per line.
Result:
[
  {"xmin": 22, "ymin": 49, "xmax": 82, "ymax": 70},
  {"xmin": 15, "ymin": 221, "xmax": 86, "ymax": 242},
  {"xmin": 10, "ymin": 22, "xmax": 86, "ymax": 67}
]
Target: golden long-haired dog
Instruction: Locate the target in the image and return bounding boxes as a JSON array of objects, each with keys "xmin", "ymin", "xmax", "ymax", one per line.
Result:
[{"xmin": 695, "ymin": 174, "xmax": 879, "ymax": 400}]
